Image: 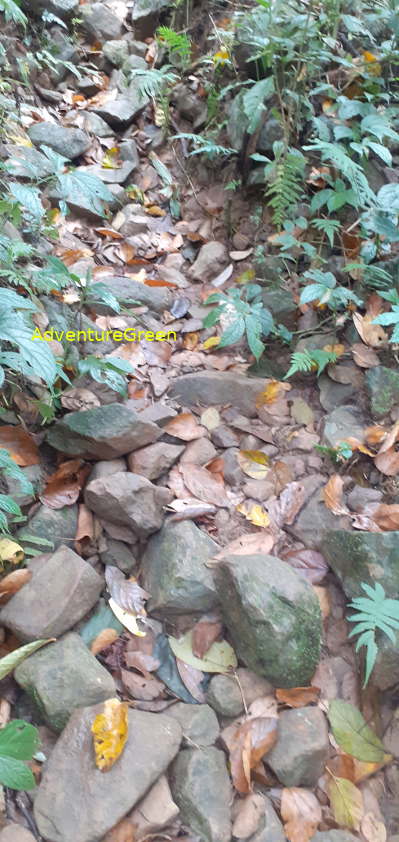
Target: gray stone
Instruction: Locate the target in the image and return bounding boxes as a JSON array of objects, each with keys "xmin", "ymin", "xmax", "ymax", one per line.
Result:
[
  {"xmin": 211, "ymin": 425, "xmax": 239, "ymax": 448},
  {"xmin": 257, "ymin": 118, "xmax": 284, "ymax": 153},
  {"xmin": 142, "ymin": 520, "xmax": 219, "ymax": 614},
  {"xmin": 80, "ymin": 2, "xmax": 123, "ymax": 40},
  {"xmin": 0, "ymin": 546, "xmax": 102, "ymax": 642},
  {"xmin": 236, "ymin": 668, "xmax": 273, "ymax": 705},
  {"xmin": 47, "ymin": 403, "xmax": 161, "ymax": 459},
  {"xmin": 180, "ymin": 437, "xmax": 217, "ymax": 465},
  {"xmin": 318, "ymin": 376, "xmax": 356, "ymax": 412},
  {"xmin": 322, "ymin": 405, "xmax": 366, "ymax": 447},
  {"xmin": 214, "ymin": 554, "xmax": 322, "ymax": 687},
  {"xmin": 245, "ymin": 795, "xmax": 285, "ymax": 842},
  {"xmin": 261, "ymin": 287, "xmax": 297, "ymax": 328},
  {"xmin": 103, "ymin": 39, "xmax": 130, "ymax": 67},
  {"xmin": 90, "ymin": 90, "xmax": 149, "ymax": 128},
  {"xmin": 81, "ymin": 160, "xmax": 135, "ymax": 184},
  {"xmin": 139, "ymin": 403, "xmax": 177, "ymax": 426},
  {"xmin": 222, "ymin": 448, "xmax": 245, "ymax": 486},
  {"xmin": 26, "ymin": 0, "xmax": 78, "ymax": 19},
  {"xmin": 17, "ymin": 503, "xmax": 78, "ymax": 552},
  {"xmin": 81, "ymin": 111, "xmax": 114, "ymax": 137},
  {"xmin": 371, "ymin": 629, "xmax": 399, "ymax": 691},
  {"xmin": 131, "ymin": 0, "xmax": 170, "ymax": 39},
  {"xmin": 85, "ymin": 472, "xmax": 171, "ymax": 538},
  {"xmin": 170, "ymin": 747, "xmax": 231, "ymax": 842},
  {"xmin": 34, "ymin": 706, "xmax": 182, "ymax": 842},
  {"xmin": 88, "ymin": 458, "xmax": 127, "ymax": 483},
  {"xmin": 207, "ymin": 674, "xmax": 244, "ymax": 717},
  {"xmin": 14, "ymin": 632, "xmax": 115, "ymax": 732},
  {"xmin": 5, "ymin": 464, "xmax": 42, "ymax": 508},
  {"xmin": 322, "ymin": 530, "xmax": 399, "ymax": 600},
  {"xmin": 28, "ymin": 122, "xmax": 90, "ymax": 159},
  {"xmin": 168, "ymin": 371, "xmax": 270, "ymax": 417},
  {"xmin": 167, "ymin": 703, "xmax": 219, "ymax": 746},
  {"xmin": 347, "ymin": 485, "xmax": 383, "ymax": 512},
  {"xmin": 189, "ymin": 242, "xmax": 228, "ymax": 282},
  {"xmin": 119, "ymin": 139, "xmax": 139, "ymax": 168},
  {"xmin": 0, "ymin": 825, "xmax": 36, "ymax": 842},
  {"xmin": 128, "ymin": 775, "xmax": 179, "ymax": 837},
  {"xmin": 288, "ymin": 480, "xmax": 350, "ymax": 550},
  {"xmin": 127, "ymin": 442, "xmax": 184, "ymax": 480},
  {"xmin": 266, "ymin": 707, "xmax": 329, "ymax": 786},
  {"xmin": 312, "ymin": 833, "xmax": 358, "ymax": 842},
  {"xmin": 96, "ymin": 274, "xmax": 173, "ymax": 313},
  {"xmin": 366, "ymin": 366, "xmax": 399, "ymax": 418},
  {"xmin": 99, "ymin": 537, "xmax": 137, "ymax": 574},
  {"xmin": 172, "ymin": 83, "xmax": 207, "ymax": 128},
  {"xmin": 123, "ymin": 53, "xmax": 147, "ymax": 72}
]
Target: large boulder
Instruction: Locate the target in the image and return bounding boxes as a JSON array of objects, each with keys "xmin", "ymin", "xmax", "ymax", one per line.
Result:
[
  {"xmin": 34, "ymin": 706, "xmax": 182, "ymax": 842},
  {"xmin": 25, "ymin": 0, "xmax": 78, "ymax": 19},
  {"xmin": 322, "ymin": 530, "xmax": 399, "ymax": 599},
  {"xmin": 131, "ymin": 0, "xmax": 170, "ymax": 39},
  {"xmin": 365, "ymin": 366, "xmax": 399, "ymax": 418},
  {"xmin": 0, "ymin": 546, "xmax": 102, "ymax": 642},
  {"xmin": 85, "ymin": 471, "xmax": 172, "ymax": 538},
  {"xmin": 168, "ymin": 371, "xmax": 269, "ymax": 417},
  {"xmin": 266, "ymin": 707, "xmax": 329, "ymax": 786},
  {"xmin": 28, "ymin": 123, "xmax": 90, "ymax": 159},
  {"xmin": 170, "ymin": 747, "xmax": 231, "ymax": 842},
  {"xmin": 213, "ymin": 554, "xmax": 322, "ymax": 687},
  {"xmin": 17, "ymin": 503, "xmax": 78, "ymax": 552},
  {"xmin": 80, "ymin": 2, "xmax": 123, "ymax": 40},
  {"xmin": 47, "ymin": 403, "xmax": 161, "ymax": 459},
  {"xmin": 141, "ymin": 520, "xmax": 219, "ymax": 614}
]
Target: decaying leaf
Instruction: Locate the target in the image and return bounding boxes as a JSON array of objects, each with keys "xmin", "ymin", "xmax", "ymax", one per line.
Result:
[
  {"xmin": 74, "ymin": 503, "xmax": 95, "ymax": 555},
  {"xmin": 256, "ymin": 381, "xmax": 291, "ymax": 407},
  {"xmin": 0, "ymin": 538, "xmax": 24, "ymax": 566},
  {"xmin": 328, "ymin": 774, "xmax": 363, "ymax": 830},
  {"xmin": 230, "ymin": 716, "xmax": 278, "ymax": 794},
  {"xmin": 176, "ymin": 658, "xmax": 206, "ymax": 703},
  {"xmin": 212, "ymin": 532, "xmax": 274, "ymax": 559},
  {"xmin": 40, "ymin": 459, "xmax": 89, "ymax": 509},
  {"xmin": 236, "ymin": 502, "xmax": 270, "ymax": 528},
  {"xmin": 276, "ymin": 686, "xmax": 320, "ymax": 708},
  {"xmin": 90, "ymin": 628, "xmax": 119, "ymax": 657},
  {"xmin": 353, "ymin": 312, "xmax": 387, "ymax": 347},
  {"xmin": 237, "ymin": 451, "xmax": 269, "ymax": 480},
  {"xmin": 200, "ymin": 408, "xmax": 221, "ymax": 431},
  {"xmin": 0, "ymin": 638, "xmax": 54, "ymax": 680},
  {"xmin": 374, "ymin": 447, "xmax": 399, "ymax": 477},
  {"xmin": 377, "ymin": 420, "xmax": 399, "ymax": 453},
  {"xmin": 371, "ymin": 504, "xmax": 399, "ymax": 530},
  {"xmin": 163, "ymin": 412, "xmax": 205, "ymax": 441},
  {"xmin": 179, "ymin": 463, "xmax": 229, "ymax": 507},
  {"xmin": 169, "ymin": 629, "xmax": 237, "ymax": 673},
  {"xmin": 105, "ymin": 566, "xmax": 149, "ymax": 614},
  {"xmin": 351, "ymin": 343, "xmax": 380, "ymax": 368},
  {"xmin": 323, "ymin": 474, "xmax": 349, "ymax": 515},
  {"xmin": 267, "ymin": 482, "xmax": 306, "ymax": 527},
  {"xmin": 365, "ymin": 426, "xmax": 387, "ymax": 446},
  {"xmin": 0, "ymin": 426, "xmax": 39, "ymax": 466},
  {"xmin": 108, "ymin": 599, "xmax": 146, "ymax": 638},
  {"xmin": 191, "ymin": 614, "xmax": 223, "ymax": 659},
  {"xmin": 0, "ymin": 569, "xmax": 31, "ymax": 605},
  {"xmin": 281, "ymin": 787, "xmax": 321, "ymax": 842},
  {"xmin": 91, "ymin": 698, "xmax": 128, "ymax": 772},
  {"xmin": 328, "ymin": 700, "xmax": 387, "ymax": 762},
  {"xmin": 281, "ymin": 549, "xmax": 328, "ymax": 584}
]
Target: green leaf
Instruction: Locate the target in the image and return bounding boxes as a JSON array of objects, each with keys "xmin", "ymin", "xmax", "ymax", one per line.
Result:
[
  {"xmin": 329, "ymin": 775, "xmax": 363, "ymax": 831},
  {"xmin": 243, "ymin": 77, "xmax": 274, "ymax": 134},
  {"xmin": 169, "ymin": 630, "xmax": 237, "ymax": 673},
  {"xmin": 0, "ymin": 720, "xmax": 39, "ymax": 760},
  {"xmin": 0, "ymin": 756, "xmax": 35, "ymax": 790},
  {"xmin": 218, "ymin": 318, "xmax": 245, "ymax": 347},
  {"xmin": 0, "ymin": 639, "xmax": 54, "ymax": 680},
  {"xmin": 328, "ymin": 700, "xmax": 387, "ymax": 762}
]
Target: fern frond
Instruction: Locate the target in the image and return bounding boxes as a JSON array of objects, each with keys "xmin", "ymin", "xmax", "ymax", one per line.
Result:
[
  {"xmin": 304, "ymin": 140, "xmax": 376, "ymax": 207},
  {"xmin": 172, "ymin": 133, "xmax": 237, "ymax": 160},
  {"xmin": 128, "ymin": 66, "xmax": 178, "ymax": 98},
  {"xmin": 156, "ymin": 27, "xmax": 191, "ymax": 68},
  {"xmin": 265, "ymin": 146, "xmax": 305, "ymax": 229},
  {"xmin": 285, "ymin": 348, "xmax": 338, "ymax": 379},
  {"xmin": 347, "ymin": 582, "xmax": 399, "ymax": 686}
]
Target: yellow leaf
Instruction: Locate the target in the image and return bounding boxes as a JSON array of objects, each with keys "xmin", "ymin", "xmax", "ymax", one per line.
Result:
[
  {"xmin": 203, "ymin": 336, "xmax": 221, "ymax": 350},
  {"xmin": 91, "ymin": 698, "xmax": 128, "ymax": 772},
  {"xmin": 256, "ymin": 380, "xmax": 291, "ymax": 407},
  {"xmin": 213, "ymin": 47, "xmax": 230, "ymax": 65},
  {"xmin": 237, "ymin": 450, "xmax": 269, "ymax": 479},
  {"xmin": 0, "ymin": 538, "xmax": 24, "ymax": 566},
  {"xmin": 145, "ymin": 205, "xmax": 166, "ymax": 217},
  {"xmin": 329, "ymin": 775, "xmax": 364, "ymax": 830},
  {"xmin": 237, "ymin": 502, "xmax": 270, "ymax": 528},
  {"xmin": 108, "ymin": 597, "xmax": 146, "ymax": 637},
  {"xmin": 8, "ymin": 134, "xmax": 33, "ymax": 147},
  {"xmin": 102, "ymin": 147, "xmax": 121, "ymax": 169},
  {"xmin": 323, "ymin": 343, "xmax": 345, "ymax": 357},
  {"xmin": 362, "ymin": 51, "xmax": 382, "ymax": 76}
]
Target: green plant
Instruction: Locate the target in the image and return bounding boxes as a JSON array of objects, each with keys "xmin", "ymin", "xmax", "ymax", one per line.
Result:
[
  {"xmin": 156, "ymin": 26, "xmax": 191, "ymax": 70},
  {"xmin": 254, "ymin": 142, "xmax": 306, "ymax": 228},
  {"xmin": 77, "ymin": 356, "xmax": 134, "ymax": 396},
  {"xmin": 300, "ymin": 269, "xmax": 362, "ymax": 310},
  {"xmin": 372, "ymin": 289, "xmax": 399, "ymax": 342},
  {"xmin": 347, "ymin": 582, "xmax": 399, "ymax": 686},
  {"xmin": 285, "ymin": 348, "xmax": 339, "ymax": 378},
  {"xmin": 315, "ymin": 441, "xmax": 354, "ymax": 463},
  {"xmin": 0, "ymin": 449, "xmax": 33, "ymax": 532},
  {"xmin": 203, "ymin": 285, "xmax": 274, "ymax": 360},
  {"xmin": 0, "ymin": 720, "xmax": 39, "ymax": 789},
  {"xmin": 173, "ymin": 133, "xmax": 237, "ymax": 160},
  {"xmin": 0, "ymin": 289, "xmax": 57, "ymax": 389},
  {"xmin": 0, "ymin": 0, "xmax": 27, "ymax": 26}
]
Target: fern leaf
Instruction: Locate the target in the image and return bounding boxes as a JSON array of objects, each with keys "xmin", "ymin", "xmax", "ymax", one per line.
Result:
[
  {"xmin": 266, "ymin": 146, "xmax": 305, "ymax": 229},
  {"xmin": 304, "ymin": 140, "xmax": 376, "ymax": 207}
]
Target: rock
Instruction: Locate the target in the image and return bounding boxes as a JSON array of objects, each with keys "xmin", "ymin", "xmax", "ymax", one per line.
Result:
[
  {"xmin": 347, "ymin": 485, "xmax": 383, "ymax": 512},
  {"xmin": 127, "ymin": 442, "xmax": 184, "ymax": 480},
  {"xmin": 80, "ymin": 2, "xmax": 123, "ymax": 40},
  {"xmin": 139, "ymin": 403, "xmax": 177, "ymax": 426},
  {"xmin": 168, "ymin": 371, "xmax": 269, "ymax": 417},
  {"xmin": 99, "ymin": 537, "xmax": 137, "ymax": 574},
  {"xmin": 90, "ymin": 90, "xmax": 149, "ymax": 128},
  {"xmin": 96, "ymin": 275, "xmax": 173, "ymax": 313},
  {"xmin": 120, "ymin": 139, "xmax": 139, "ymax": 168},
  {"xmin": 131, "ymin": 0, "xmax": 170, "ymax": 39},
  {"xmin": 322, "ymin": 405, "xmax": 366, "ymax": 447},
  {"xmin": 88, "ymin": 458, "xmax": 127, "ymax": 483},
  {"xmin": 47, "ymin": 403, "xmax": 161, "ymax": 459},
  {"xmin": 257, "ymin": 118, "xmax": 284, "ymax": 153},
  {"xmin": 81, "ymin": 160, "xmax": 136, "ymax": 184},
  {"xmin": 189, "ymin": 242, "xmax": 228, "ymax": 282},
  {"xmin": 170, "ymin": 747, "xmax": 231, "ymax": 842},
  {"xmin": 311, "ymin": 832, "xmax": 358, "ymax": 842},
  {"xmin": 172, "ymin": 83, "xmax": 207, "ymax": 128},
  {"xmin": 371, "ymin": 629, "xmax": 399, "ymax": 691},
  {"xmin": 211, "ymin": 425, "xmax": 239, "ymax": 448},
  {"xmin": 366, "ymin": 366, "xmax": 399, "ymax": 418},
  {"xmin": 223, "ymin": 448, "xmax": 245, "ymax": 486},
  {"xmin": 0, "ymin": 546, "xmax": 102, "ymax": 642},
  {"xmin": 0, "ymin": 826, "xmax": 36, "ymax": 842},
  {"xmin": 34, "ymin": 706, "xmax": 182, "ymax": 842},
  {"xmin": 180, "ymin": 437, "xmax": 217, "ymax": 465},
  {"xmin": 14, "ymin": 632, "xmax": 115, "ymax": 732},
  {"xmin": 81, "ymin": 111, "xmax": 113, "ymax": 137},
  {"xmin": 26, "ymin": 0, "xmax": 78, "ymax": 19},
  {"xmin": 103, "ymin": 39, "xmax": 130, "ymax": 67},
  {"xmin": 128, "ymin": 775, "xmax": 179, "ymax": 838},
  {"xmin": 318, "ymin": 376, "xmax": 356, "ymax": 412},
  {"xmin": 28, "ymin": 122, "xmax": 90, "ymax": 159},
  {"xmin": 322, "ymin": 530, "xmax": 399, "ymax": 599},
  {"xmin": 236, "ymin": 668, "xmax": 273, "ymax": 705},
  {"xmin": 141, "ymin": 520, "xmax": 219, "ymax": 614},
  {"xmin": 122, "ymin": 53, "xmax": 147, "ymax": 72},
  {"xmin": 167, "ymin": 703, "xmax": 219, "ymax": 746},
  {"xmin": 5, "ymin": 464, "xmax": 42, "ymax": 507},
  {"xmin": 85, "ymin": 472, "xmax": 171, "ymax": 538},
  {"xmin": 214, "ymin": 554, "xmax": 321, "ymax": 687},
  {"xmin": 288, "ymin": 480, "xmax": 350, "ymax": 550},
  {"xmin": 266, "ymin": 707, "xmax": 328, "ymax": 786},
  {"xmin": 261, "ymin": 287, "xmax": 297, "ymax": 328},
  {"xmin": 77, "ymin": 75, "xmax": 102, "ymax": 97},
  {"xmin": 207, "ymin": 674, "xmax": 244, "ymax": 717},
  {"xmin": 16, "ymin": 503, "xmax": 78, "ymax": 552},
  {"xmin": 235, "ymin": 795, "xmax": 285, "ymax": 842},
  {"xmin": 226, "ymin": 91, "xmax": 246, "ymax": 150}
]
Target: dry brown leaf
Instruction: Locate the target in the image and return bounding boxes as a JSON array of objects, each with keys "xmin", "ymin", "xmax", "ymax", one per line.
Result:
[
  {"xmin": 74, "ymin": 503, "xmax": 94, "ymax": 555},
  {"xmin": 179, "ymin": 463, "xmax": 229, "ymax": 507},
  {"xmin": 230, "ymin": 716, "xmax": 278, "ymax": 794},
  {"xmin": 351, "ymin": 343, "xmax": 380, "ymax": 368},
  {"xmin": 323, "ymin": 474, "xmax": 349, "ymax": 515},
  {"xmin": 61, "ymin": 387, "xmax": 101, "ymax": 411},
  {"xmin": 372, "ymin": 503, "xmax": 399, "ymax": 531},
  {"xmin": 0, "ymin": 569, "xmax": 32, "ymax": 605},
  {"xmin": 314, "ymin": 585, "xmax": 331, "ymax": 620},
  {"xmin": 163, "ymin": 412, "xmax": 206, "ymax": 441},
  {"xmin": 352, "ymin": 312, "xmax": 387, "ymax": 347},
  {"xmin": 121, "ymin": 668, "xmax": 164, "ymax": 701},
  {"xmin": 191, "ymin": 614, "xmax": 223, "ymax": 659},
  {"xmin": 281, "ymin": 549, "xmax": 328, "ymax": 584},
  {"xmin": 0, "ymin": 426, "xmax": 39, "ymax": 466},
  {"xmin": 40, "ymin": 459, "xmax": 89, "ymax": 509},
  {"xmin": 361, "ymin": 812, "xmax": 387, "ymax": 842},
  {"xmin": 90, "ymin": 628, "xmax": 119, "ymax": 657},
  {"xmin": 213, "ymin": 532, "xmax": 274, "ymax": 558},
  {"xmin": 176, "ymin": 658, "xmax": 206, "ymax": 703},
  {"xmin": 237, "ymin": 450, "xmax": 269, "ymax": 480},
  {"xmin": 267, "ymin": 482, "xmax": 306, "ymax": 526},
  {"xmin": 365, "ymin": 426, "xmax": 387, "ymax": 446},
  {"xmin": 281, "ymin": 787, "xmax": 321, "ymax": 842},
  {"xmin": 105, "ymin": 566, "xmax": 149, "ymax": 615},
  {"xmin": 91, "ymin": 698, "xmax": 128, "ymax": 772},
  {"xmin": 275, "ymin": 686, "xmax": 320, "ymax": 708},
  {"xmin": 103, "ymin": 818, "xmax": 134, "ymax": 842},
  {"xmin": 377, "ymin": 420, "xmax": 399, "ymax": 453},
  {"xmin": 256, "ymin": 380, "xmax": 291, "ymax": 407},
  {"xmin": 330, "ymin": 752, "xmax": 390, "ymax": 784},
  {"xmin": 342, "ymin": 437, "xmax": 374, "ymax": 457},
  {"xmin": 374, "ymin": 447, "xmax": 399, "ymax": 476}
]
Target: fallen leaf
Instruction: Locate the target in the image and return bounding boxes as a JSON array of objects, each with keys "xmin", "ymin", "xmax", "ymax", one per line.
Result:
[
  {"xmin": 374, "ymin": 447, "xmax": 399, "ymax": 476},
  {"xmin": 0, "ymin": 426, "xmax": 39, "ymax": 466},
  {"xmin": 0, "ymin": 538, "xmax": 24, "ymax": 566},
  {"xmin": 212, "ymin": 532, "xmax": 274, "ymax": 558},
  {"xmin": 267, "ymin": 482, "xmax": 306, "ymax": 526},
  {"xmin": 121, "ymin": 668, "xmax": 164, "ymax": 701},
  {"xmin": 163, "ymin": 412, "xmax": 205, "ymax": 441},
  {"xmin": 211, "ymin": 263, "xmax": 233, "ymax": 287},
  {"xmin": 191, "ymin": 614, "xmax": 223, "ymax": 659},
  {"xmin": 61, "ymin": 387, "xmax": 101, "ymax": 411},
  {"xmin": 39, "ymin": 459, "xmax": 89, "ymax": 509},
  {"xmin": 91, "ymin": 698, "xmax": 128, "ymax": 772},
  {"xmin": 351, "ymin": 343, "xmax": 380, "ymax": 368},
  {"xmin": 276, "ymin": 686, "xmax": 320, "ymax": 708},
  {"xmin": 330, "ymin": 752, "xmax": 391, "ymax": 784},
  {"xmin": 372, "ymin": 503, "xmax": 399, "ymax": 530},
  {"xmin": 105, "ymin": 566, "xmax": 149, "ymax": 614},
  {"xmin": 353, "ymin": 312, "xmax": 387, "ymax": 347},
  {"xmin": 169, "ymin": 630, "xmax": 237, "ymax": 673},
  {"xmin": 361, "ymin": 812, "xmax": 387, "ymax": 842},
  {"xmin": 230, "ymin": 717, "xmax": 278, "ymax": 794},
  {"xmin": 0, "ymin": 638, "xmax": 54, "ymax": 680},
  {"xmin": 0, "ymin": 569, "xmax": 31, "ymax": 604},
  {"xmin": 74, "ymin": 503, "xmax": 94, "ymax": 555},
  {"xmin": 328, "ymin": 700, "xmax": 387, "ymax": 762},
  {"xmin": 281, "ymin": 787, "xmax": 322, "ymax": 842},
  {"xmin": 200, "ymin": 408, "xmax": 221, "ymax": 431},
  {"xmin": 88, "ymin": 621, "xmax": 119, "ymax": 655},
  {"xmin": 203, "ymin": 336, "xmax": 221, "ymax": 350},
  {"xmin": 229, "ymin": 248, "xmax": 254, "ymax": 261},
  {"xmin": 342, "ymin": 437, "xmax": 374, "ymax": 457},
  {"xmin": 176, "ymin": 659, "xmax": 206, "ymax": 703},
  {"xmin": 364, "ymin": 426, "xmax": 387, "ymax": 446},
  {"xmin": 237, "ymin": 450, "xmax": 269, "ymax": 479},
  {"xmin": 329, "ymin": 774, "xmax": 363, "ymax": 830},
  {"xmin": 281, "ymin": 549, "xmax": 328, "ymax": 584},
  {"xmin": 232, "ymin": 792, "xmax": 265, "ymax": 838},
  {"xmin": 179, "ymin": 463, "xmax": 229, "ymax": 507},
  {"xmin": 167, "ymin": 499, "xmax": 217, "ymax": 521},
  {"xmin": 103, "ymin": 818, "xmax": 134, "ymax": 842},
  {"xmin": 256, "ymin": 380, "xmax": 291, "ymax": 407},
  {"xmin": 237, "ymin": 502, "xmax": 270, "ymax": 528},
  {"xmin": 323, "ymin": 474, "xmax": 349, "ymax": 515},
  {"xmin": 108, "ymin": 598, "xmax": 146, "ymax": 638},
  {"xmin": 377, "ymin": 420, "xmax": 399, "ymax": 453}
]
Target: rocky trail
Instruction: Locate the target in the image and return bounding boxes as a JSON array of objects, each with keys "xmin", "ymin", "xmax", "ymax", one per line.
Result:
[{"xmin": 0, "ymin": 0, "xmax": 398, "ymax": 840}]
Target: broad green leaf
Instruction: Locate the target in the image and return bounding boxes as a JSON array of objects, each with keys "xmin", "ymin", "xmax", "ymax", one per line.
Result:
[
  {"xmin": 0, "ymin": 755, "xmax": 35, "ymax": 790},
  {"xmin": 243, "ymin": 77, "xmax": 274, "ymax": 133},
  {"xmin": 0, "ymin": 639, "xmax": 54, "ymax": 680},
  {"xmin": 328, "ymin": 700, "xmax": 387, "ymax": 762},
  {"xmin": 169, "ymin": 630, "xmax": 237, "ymax": 673},
  {"xmin": 329, "ymin": 775, "xmax": 363, "ymax": 830},
  {"xmin": 0, "ymin": 720, "xmax": 39, "ymax": 760}
]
